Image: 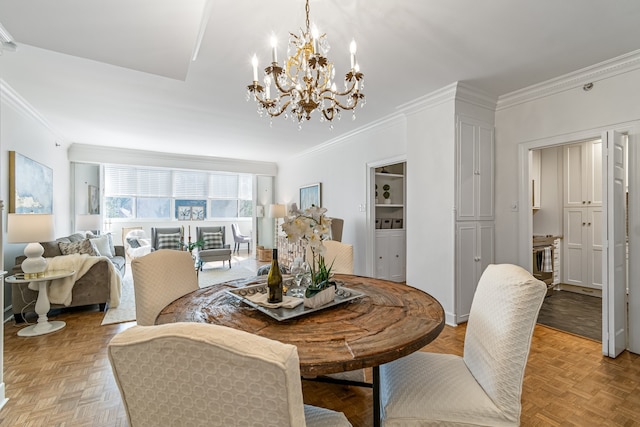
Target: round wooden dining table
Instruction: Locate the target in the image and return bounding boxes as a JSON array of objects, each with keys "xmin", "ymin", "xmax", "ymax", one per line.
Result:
[{"xmin": 156, "ymin": 274, "xmax": 445, "ymax": 427}]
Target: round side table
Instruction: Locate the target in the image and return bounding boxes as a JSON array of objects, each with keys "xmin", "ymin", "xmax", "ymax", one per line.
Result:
[{"xmin": 6, "ymin": 270, "xmax": 75, "ymax": 337}]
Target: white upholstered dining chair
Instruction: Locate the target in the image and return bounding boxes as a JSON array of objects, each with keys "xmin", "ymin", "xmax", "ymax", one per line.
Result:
[
  {"xmin": 131, "ymin": 249, "xmax": 198, "ymax": 326},
  {"xmin": 306, "ymin": 240, "xmax": 354, "ymax": 274},
  {"xmin": 108, "ymin": 322, "xmax": 353, "ymax": 427},
  {"xmin": 379, "ymin": 264, "xmax": 546, "ymax": 426}
]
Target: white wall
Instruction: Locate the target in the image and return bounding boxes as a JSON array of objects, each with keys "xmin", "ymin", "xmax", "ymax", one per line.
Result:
[
  {"xmin": 72, "ymin": 162, "xmax": 100, "ymax": 220},
  {"xmin": 532, "ymin": 147, "xmax": 562, "ymax": 236},
  {"xmin": 277, "ymin": 116, "xmax": 407, "ymax": 275},
  {"xmin": 1, "ymin": 87, "xmax": 72, "ymax": 315},
  {"xmin": 405, "ymin": 100, "xmax": 456, "ymax": 316},
  {"xmin": 495, "ymin": 66, "xmax": 640, "ymax": 266}
]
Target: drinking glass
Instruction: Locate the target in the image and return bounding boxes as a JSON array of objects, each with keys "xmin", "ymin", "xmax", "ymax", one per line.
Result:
[{"xmin": 289, "ymin": 261, "xmax": 310, "ymax": 298}]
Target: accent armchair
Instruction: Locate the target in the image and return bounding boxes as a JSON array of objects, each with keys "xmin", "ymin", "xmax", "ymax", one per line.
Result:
[
  {"xmin": 150, "ymin": 227, "xmax": 182, "ymax": 251},
  {"xmin": 195, "ymin": 226, "xmax": 232, "ymax": 269}
]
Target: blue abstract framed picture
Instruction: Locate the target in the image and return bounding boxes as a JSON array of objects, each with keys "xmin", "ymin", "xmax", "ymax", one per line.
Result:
[
  {"xmin": 299, "ymin": 182, "xmax": 321, "ymax": 210},
  {"xmin": 9, "ymin": 151, "xmax": 53, "ymax": 214}
]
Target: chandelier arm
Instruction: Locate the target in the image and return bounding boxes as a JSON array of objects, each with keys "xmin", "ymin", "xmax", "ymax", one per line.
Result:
[
  {"xmin": 321, "ymin": 94, "xmax": 360, "ymax": 111},
  {"xmin": 271, "ymin": 73, "xmax": 298, "ymax": 96}
]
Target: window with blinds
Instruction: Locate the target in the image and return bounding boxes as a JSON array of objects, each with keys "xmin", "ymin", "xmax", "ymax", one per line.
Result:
[{"xmin": 104, "ymin": 166, "xmax": 253, "ymax": 220}]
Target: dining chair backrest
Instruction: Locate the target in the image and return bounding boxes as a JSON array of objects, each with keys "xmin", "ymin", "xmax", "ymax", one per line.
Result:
[
  {"xmin": 306, "ymin": 240, "xmax": 354, "ymax": 274},
  {"xmin": 231, "ymin": 223, "xmax": 241, "ymax": 240},
  {"xmin": 131, "ymin": 250, "xmax": 198, "ymax": 326},
  {"xmin": 463, "ymin": 263, "xmax": 546, "ymax": 421},
  {"xmin": 108, "ymin": 322, "xmax": 308, "ymax": 427}
]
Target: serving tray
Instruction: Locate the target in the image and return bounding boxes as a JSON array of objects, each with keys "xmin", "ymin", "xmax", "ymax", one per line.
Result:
[{"xmin": 226, "ymin": 283, "xmax": 365, "ymax": 321}]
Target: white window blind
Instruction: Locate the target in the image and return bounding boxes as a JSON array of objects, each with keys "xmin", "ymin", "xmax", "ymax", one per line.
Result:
[
  {"xmin": 209, "ymin": 174, "xmax": 238, "ymax": 199},
  {"xmin": 104, "ymin": 166, "xmax": 171, "ymax": 197},
  {"xmin": 104, "ymin": 166, "xmax": 136, "ymax": 196},
  {"xmin": 173, "ymin": 170, "xmax": 208, "ymax": 198},
  {"xmin": 238, "ymin": 175, "xmax": 252, "ymax": 200},
  {"xmin": 136, "ymin": 169, "xmax": 171, "ymax": 197}
]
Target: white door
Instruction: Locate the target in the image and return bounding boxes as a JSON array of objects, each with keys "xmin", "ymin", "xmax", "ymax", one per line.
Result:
[{"xmin": 603, "ymin": 130, "xmax": 627, "ymax": 357}]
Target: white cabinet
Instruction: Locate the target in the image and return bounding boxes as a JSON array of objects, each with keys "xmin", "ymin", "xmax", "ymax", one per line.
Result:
[
  {"xmin": 375, "ymin": 229, "xmax": 406, "ymax": 282},
  {"xmin": 456, "ymin": 117, "xmax": 494, "ymax": 221},
  {"xmin": 454, "ymin": 115, "xmax": 495, "ymax": 323},
  {"xmin": 564, "ymin": 140, "xmax": 602, "ymax": 208},
  {"xmin": 563, "ymin": 207, "xmax": 603, "ymax": 289},
  {"xmin": 374, "ymin": 162, "xmax": 406, "ymax": 282},
  {"xmin": 455, "ymin": 222, "xmax": 494, "ymax": 323}
]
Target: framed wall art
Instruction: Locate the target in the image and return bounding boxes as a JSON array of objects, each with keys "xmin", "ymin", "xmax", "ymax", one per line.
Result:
[
  {"xmin": 88, "ymin": 185, "xmax": 100, "ymax": 214},
  {"xmin": 9, "ymin": 151, "xmax": 53, "ymax": 214},
  {"xmin": 175, "ymin": 199, "xmax": 207, "ymax": 220},
  {"xmin": 299, "ymin": 182, "xmax": 321, "ymax": 210}
]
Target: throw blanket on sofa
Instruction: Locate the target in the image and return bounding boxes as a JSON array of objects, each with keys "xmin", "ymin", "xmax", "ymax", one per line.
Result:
[{"xmin": 37, "ymin": 254, "xmax": 122, "ymax": 307}]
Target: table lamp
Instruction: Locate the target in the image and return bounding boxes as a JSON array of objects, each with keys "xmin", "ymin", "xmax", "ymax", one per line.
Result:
[
  {"xmin": 268, "ymin": 204, "xmax": 286, "ymax": 249},
  {"xmin": 7, "ymin": 213, "xmax": 55, "ymax": 279},
  {"xmin": 76, "ymin": 214, "xmax": 101, "ymax": 235}
]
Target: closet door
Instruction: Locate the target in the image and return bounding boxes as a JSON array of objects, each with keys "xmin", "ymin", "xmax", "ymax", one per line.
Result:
[{"xmin": 564, "ymin": 208, "xmax": 587, "ymax": 286}]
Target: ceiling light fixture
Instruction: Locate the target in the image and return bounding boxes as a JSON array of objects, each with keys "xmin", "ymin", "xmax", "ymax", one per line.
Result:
[{"xmin": 246, "ymin": 0, "xmax": 365, "ymax": 129}]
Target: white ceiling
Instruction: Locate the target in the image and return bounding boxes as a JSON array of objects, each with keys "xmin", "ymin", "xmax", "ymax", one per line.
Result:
[{"xmin": 1, "ymin": 0, "xmax": 640, "ymax": 163}]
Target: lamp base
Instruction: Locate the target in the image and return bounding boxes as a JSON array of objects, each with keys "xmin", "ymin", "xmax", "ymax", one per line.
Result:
[{"xmin": 22, "ymin": 242, "xmax": 47, "ymax": 279}]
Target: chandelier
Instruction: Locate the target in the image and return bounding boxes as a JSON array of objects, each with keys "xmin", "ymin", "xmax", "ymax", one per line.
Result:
[{"xmin": 246, "ymin": 0, "xmax": 365, "ymax": 128}]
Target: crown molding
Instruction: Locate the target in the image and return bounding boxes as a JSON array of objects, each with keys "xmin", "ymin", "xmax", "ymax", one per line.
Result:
[
  {"xmin": 0, "ymin": 78, "xmax": 65, "ymax": 142},
  {"xmin": 395, "ymin": 82, "xmax": 458, "ymax": 115},
  {"xmin": 285, "ymin": 113, "xmax": 407, "ymax": 161},
  {"xmin": 68, "ymin": 143, "xmax": 277, "ymax": 176},
  {"xmin": 395, "ymin": 82, "xmax": 497, "ymax": 116},
  {"xmin": 497, "ymin": 49, "xmax": 640, "ymax": 110}
]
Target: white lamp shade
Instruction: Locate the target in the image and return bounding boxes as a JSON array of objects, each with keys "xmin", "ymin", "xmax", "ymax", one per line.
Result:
[
  {"xmin": 76, "ymin": 214, "xmax": 101, "ymax": 231},
  {"xmin": 268, "ymin": 204, "xmax": 286, "ymax": 218},
  {"xmin": 7, "ymin": 214, "xmax": 55, "ymax": 243}
]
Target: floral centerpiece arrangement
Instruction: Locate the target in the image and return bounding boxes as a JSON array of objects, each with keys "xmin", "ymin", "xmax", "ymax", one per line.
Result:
[{"xmin": 281, "ymin": 205, "xmax": 335, "ymax": 300}]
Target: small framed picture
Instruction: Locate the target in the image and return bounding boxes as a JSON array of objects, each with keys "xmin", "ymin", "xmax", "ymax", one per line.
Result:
[{"xmin": 299, "ymin": 183, "xmax": 321, "ymax": 210}]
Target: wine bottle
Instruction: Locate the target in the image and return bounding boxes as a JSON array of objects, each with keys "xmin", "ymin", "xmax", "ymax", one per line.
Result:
[{"xmin": 267, "ymin": 249, "xmax": 283, "ymax": 303}]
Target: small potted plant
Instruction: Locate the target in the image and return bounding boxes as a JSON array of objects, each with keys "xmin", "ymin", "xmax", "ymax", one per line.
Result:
[
  {"xmin": 375, "ymin": 184, "xmax": 379, "ymax": 204},
  {"xmin": 182, "ymin": 239, "xmax": 204, "ymax": 253},
  {"xmin": 383, "ymin": 184, "xmax": 391, "ymax": 204}
]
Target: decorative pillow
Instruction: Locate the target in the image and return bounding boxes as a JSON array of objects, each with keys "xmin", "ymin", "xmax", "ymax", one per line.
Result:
[
  {"xmin": 138, "ymin": 238, "xmax": 151, "ymax": 247},
  {"xmin": 126, "ymin": 237, "xmax": 141, "ymax": 248},
  {"xmin": 42, "ymin": 241, "xmax": 63, "ymax": 258},
  {"xmin": 67, "ymin": 233, "xmax": 86, "ymax": 243},
  {"xmin": 90, "ymin": 235, "xmax": 113, "ymax": 258},
  {"xmin": 59, "ymin": 239, "xmax": 98, "ymax": 256},
  {"xmin": 157, "ymin": 233, "xmax": 181, "ymax": 250},
  {"xmin": 105, "ymin": 232, "xmax": 116, "ymax": 256},
  {"xmin": 202, "ymin": 231, "xmax": 223, "ymax": 249}
]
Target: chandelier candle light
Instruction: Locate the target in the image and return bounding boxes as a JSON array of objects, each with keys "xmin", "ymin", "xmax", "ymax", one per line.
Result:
[{"xmin": 246, "ymin": 0, "xmax": 365, "ymax": 127}]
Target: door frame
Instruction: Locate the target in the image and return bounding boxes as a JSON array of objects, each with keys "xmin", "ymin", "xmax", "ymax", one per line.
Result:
[
  {"xmin": 517, "ymin": 121, "xmax": 637, "ymax": 357},
  {"xmin": 365, "ymin": 155, "xmax": 407, "ymax": 278}
]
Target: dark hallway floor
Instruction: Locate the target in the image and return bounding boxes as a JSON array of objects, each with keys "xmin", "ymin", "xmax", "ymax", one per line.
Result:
[{"xmin": 537, "ymin": 289, "xmax": 601, "ymax": 341}]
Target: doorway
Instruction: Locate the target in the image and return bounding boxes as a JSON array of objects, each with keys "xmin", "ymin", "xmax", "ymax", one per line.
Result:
[
  {"xmin": 518, "ymin": 127, "xmax": 633, "ymax": 357},
  {"xmin": 530, "ymin": 140, "xmax": 605, "ymax": 341}
]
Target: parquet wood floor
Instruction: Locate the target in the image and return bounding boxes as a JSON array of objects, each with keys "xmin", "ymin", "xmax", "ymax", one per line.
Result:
[{"xmin": 2, "ymin": 306, "xmax": 640, "ymax": 426}]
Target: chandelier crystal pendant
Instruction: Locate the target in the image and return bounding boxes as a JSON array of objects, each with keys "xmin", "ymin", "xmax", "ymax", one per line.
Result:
[{"xmin": 246, "ymin": 0, "xmax": 365, "ymax": 128}]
